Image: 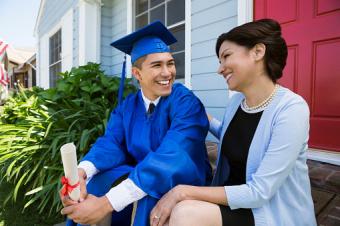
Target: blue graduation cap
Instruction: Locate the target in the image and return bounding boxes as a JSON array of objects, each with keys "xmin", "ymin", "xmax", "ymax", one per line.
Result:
[
  {"xmin": 111, "ymin": 20, "xmax": 177, "ymax": 63},
  {"xmin": 110, "ymin": 21, "xmax": 177, "ymax": 104}
]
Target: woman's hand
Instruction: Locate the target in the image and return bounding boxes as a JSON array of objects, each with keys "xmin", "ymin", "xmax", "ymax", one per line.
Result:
[
  {"xmin": 150, "ymin": 185, "xmax": 189, "ymax": 226},
  {"xmin": 207, "ymin": 113, "xmax": 213, "ymax": 122}
]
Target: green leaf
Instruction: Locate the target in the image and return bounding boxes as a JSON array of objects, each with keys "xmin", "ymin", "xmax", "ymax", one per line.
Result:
[
  {"xmin": 13, "ymin": 171, "xmax": 28, "ymax": 201},
  {"xmin": 25, "ymin": 186, "xmax": 43, "ymax": 196},
  {"xmin": 0, "ymin": 62, "xmax": 137, "ymax": 216}
]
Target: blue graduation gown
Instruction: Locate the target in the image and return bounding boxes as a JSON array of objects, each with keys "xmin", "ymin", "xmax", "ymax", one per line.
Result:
[{"xmin": 72, "ymin": 83, "xmax": 211, "ymax": 226}]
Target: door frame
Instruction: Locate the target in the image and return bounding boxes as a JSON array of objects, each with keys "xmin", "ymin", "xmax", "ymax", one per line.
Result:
[{"xmin": 238, "ymin": 0, "xmax": 253, "ymax": 25}]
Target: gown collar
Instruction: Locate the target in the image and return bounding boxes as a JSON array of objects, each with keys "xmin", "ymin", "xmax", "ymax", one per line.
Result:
[{"xmin": 140, "ymin": 89, "xmax": 161, "ymax": 111}]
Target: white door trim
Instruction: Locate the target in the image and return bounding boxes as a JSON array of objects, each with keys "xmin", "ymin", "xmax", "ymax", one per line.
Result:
[
  {"xmin": 78, "ymin": 0, "xmax": 101, "ymax": 65},
  {"xmin": 184, "ymin": 0, "xmax": 192, "ymax": 89},
  {"xmin": 308, "ymin": 149, "xmax": 340, "ymax": 166},
  {"xmin": 126, "ymin": 0, "xmax": 133, "ymax": 78},
  {"xmin": 237, "ymin": 0, "xmax": 253, "ymax": 25}
]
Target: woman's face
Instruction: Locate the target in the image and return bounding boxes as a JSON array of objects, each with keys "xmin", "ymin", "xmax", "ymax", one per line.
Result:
[{"xmin": 217, "ymin": 40, "xmax": 257, "ymax": 92}]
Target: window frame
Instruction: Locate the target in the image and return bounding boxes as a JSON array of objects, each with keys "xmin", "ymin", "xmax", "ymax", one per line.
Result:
[{"xmin": 49, "ymin": 29, "xmax": 62, "ymax": 88}]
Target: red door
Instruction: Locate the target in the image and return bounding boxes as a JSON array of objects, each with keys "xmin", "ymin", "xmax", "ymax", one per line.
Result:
[{"xmin": 255, "ymin": 0, "xmax": 340, "ymax": 152}]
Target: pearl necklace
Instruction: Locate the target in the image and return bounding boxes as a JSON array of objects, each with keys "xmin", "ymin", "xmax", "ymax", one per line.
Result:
[{"xmin": 241, "ymin": 84, "xmax": 280, "ymax": 113}]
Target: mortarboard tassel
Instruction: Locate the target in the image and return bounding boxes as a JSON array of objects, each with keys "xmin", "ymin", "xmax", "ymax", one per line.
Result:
[{"xmin": 118, "ymin": 55, "xmax": 126, "ymax": 104}]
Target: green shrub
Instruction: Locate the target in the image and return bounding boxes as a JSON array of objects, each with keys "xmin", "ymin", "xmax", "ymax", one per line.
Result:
[{"xmin": 0, "ymin": 63, "xmax": 136, "ymax": 216}]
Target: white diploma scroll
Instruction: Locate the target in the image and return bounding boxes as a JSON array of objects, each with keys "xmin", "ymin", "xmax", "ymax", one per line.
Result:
[{"xmin": 60, "ymin": 143, "xmax": 80, "ymax": 201}]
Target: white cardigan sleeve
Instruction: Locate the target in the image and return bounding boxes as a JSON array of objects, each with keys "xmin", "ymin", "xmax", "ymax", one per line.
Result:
[{"xmin": 225, "ymin": 99, "xmax": 310, "ymax": 209}]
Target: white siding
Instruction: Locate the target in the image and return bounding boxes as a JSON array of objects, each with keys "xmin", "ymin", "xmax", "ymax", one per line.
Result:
[
  {"xmin": 110, "ymin": 0, "xmax": 128, "ymax": 76},
  {"xmin": 100, "ymin": 0, "xmax": 127, "ymax": 76},
  {"xmin": 191, "ymin": 0, "xmax": 238, "ymax": 141},
  {"xmin": 37, "ymin": 0, "xmax": 77, "ymax": 36},
  {"xmin": 100, "ymin": 0, "xmax": 114, "ymax": 75}
]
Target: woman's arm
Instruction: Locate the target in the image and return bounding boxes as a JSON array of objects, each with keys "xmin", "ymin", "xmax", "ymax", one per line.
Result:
[
  {"xmin": 177, "ymin": 185, "xmax": 227, "ymax": 206},
  {"xmin": 226, "ymin": 99, "xmax": 310, "ymax": 209}
]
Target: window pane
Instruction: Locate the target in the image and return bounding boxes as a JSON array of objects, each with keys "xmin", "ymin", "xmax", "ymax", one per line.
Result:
[
  {"xmin": 49, "ymin": 65, "xmax": 54, "ymax": 87},
  {"xmin": 53, "ymin": 40, "xmax": 56, "ymax": 63},
  {"xmin": 57, "ymin": 37, "xmax": 62, "ymax": 61},
  {"xmin": 173, "ymin": 52, "xmax": 184, "ymax": 79},
  {"xmin": 57, "ymin": 30, "xmax": 62, "ymax": 61},
  {"xmin": 151, "ymin": 0, "xmax": 164, "ymax": 7},
  {"xmin": 170, "ymin": 25, "xmax": 185, "ymax": 53},
  {"xmin": 57, "ymin": 46, "xmax": 61, "ymax": 61},
  {"xmin": 150, "ymin": 4, "xmax": 165, "ymax": 24},
  {"xmin": 49, "ymin": 30, "xmax": 62, "ymax": 64},
  {"xmin": 49, "ymin": 38, "xmax": 53, "ymax": 64},
  {"xmin": 135, "ymin": 0, "xmax": 148, "ymax": 15},
  {"xmin": 136, "ymin": 13, "xmax": 148, "ymax": 29},
  {"xmin": 54, "ymin": 48, "xmax": 58, "ymax": 64},
  {"xmin": 54, "ymin": 43, "xmax": 58, "ymax": 63},
  {"xmin": 167, "ymin": 0, "xmax": 185, "ymax": 26},
  {"xmin": 32, "ymin": 69, "xmax": 36, "ymax": 86},
  {"xmin": 49, "ymin": 62, "xmax": 61, "ymax": 87}
]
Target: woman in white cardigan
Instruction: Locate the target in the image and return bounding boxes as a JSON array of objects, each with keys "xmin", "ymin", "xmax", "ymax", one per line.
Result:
[{"xmin": 149, "ymin": 19, "xmax": 316, "ymax": 226}]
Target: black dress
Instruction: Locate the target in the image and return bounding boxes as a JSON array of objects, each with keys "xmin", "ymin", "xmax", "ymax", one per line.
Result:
[{"xmin": 218, "ymin": 106, "xmax": 263, "ymax": 226}]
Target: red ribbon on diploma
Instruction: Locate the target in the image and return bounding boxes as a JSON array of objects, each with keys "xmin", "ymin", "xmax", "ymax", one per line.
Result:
[{"xmin": 61, "ymin": 176, "xmax": 80, "ymax": 196}]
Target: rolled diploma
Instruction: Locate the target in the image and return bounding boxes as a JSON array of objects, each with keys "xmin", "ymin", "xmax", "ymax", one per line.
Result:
[{"xmin": 60, "ymin": 143, "xmax": 80, "ymax": 201}]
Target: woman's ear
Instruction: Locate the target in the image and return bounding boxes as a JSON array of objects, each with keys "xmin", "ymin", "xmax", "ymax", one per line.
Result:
[{"xmin": 252, "ymin": 43, "xmax": 266, "ymax": 61}]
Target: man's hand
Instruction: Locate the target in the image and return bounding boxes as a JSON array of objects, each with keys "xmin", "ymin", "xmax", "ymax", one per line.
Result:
[
  {"xmin": 59, "ymin": 168, "xmax": 88, "ymax": 207},
  {"xmin": 61, "ymin": 194, "xmax": 114, "ymax": 225},
  {"xmin": 77, "ymin": 168, "xmax": 88, "ymax": 201}
]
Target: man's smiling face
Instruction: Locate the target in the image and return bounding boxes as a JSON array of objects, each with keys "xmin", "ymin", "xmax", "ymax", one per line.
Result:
[{"xmin": 132, "ymin": 52, "xmax": 176, "ymax": 101}]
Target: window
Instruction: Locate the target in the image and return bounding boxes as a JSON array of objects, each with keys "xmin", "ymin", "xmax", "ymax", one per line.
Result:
[
  {"xmin": 49, "ymin": 29, "xmax": 62, "ymax": 87},
  {"xmin": 134, "ymin": 0, "xmax": 186, "ymax": 80},
  {"xmin": 32, "ymin": 68, "xmax": 36, "ymax": 87}
]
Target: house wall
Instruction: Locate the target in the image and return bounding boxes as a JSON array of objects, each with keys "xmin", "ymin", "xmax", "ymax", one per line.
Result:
[
  {"xmin": 190, "ymin": 0, "xmax": 238, "ymax": 140},
  {"xmin": 37, "ymin": 0, "xmax": 78, "ymax": 67},
  {"xmin": 100, "ymin": 0, "xmax": 128, "ymax": 76},
  {"xmin": 37, "ymin": 0, "xmax": 77, "ymax": 36},
  {"xmin": 100, "ymin": 0, "xmax": 113, "ymax": 75},
  {"xmin": 110, "ymin": 0, "xmax": 128, "ymax": 76},
  {"xmin": 36, "ymin": 0, "xmax": 78, "ymax": 88}
]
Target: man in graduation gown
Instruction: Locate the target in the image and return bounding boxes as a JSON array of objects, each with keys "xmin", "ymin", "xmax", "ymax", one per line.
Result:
[{"xmin": 60, "ymin": 21, "xmax": 212, "ymax": 226}]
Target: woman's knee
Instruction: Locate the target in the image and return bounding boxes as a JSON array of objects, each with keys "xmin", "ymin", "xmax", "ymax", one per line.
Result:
[
  {"xmin": 169, "ymin": 200, "xmax": 222, "ymax": 226},
  {"xmin": 169, "ymin": 200, "xmax": 201, "ymax": 225},
  {"xmin": 172, "ymin": 200, "xmax": 197, "ymax": 216}
]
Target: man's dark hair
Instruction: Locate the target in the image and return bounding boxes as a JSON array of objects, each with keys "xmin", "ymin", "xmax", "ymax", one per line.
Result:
[{"xmin": 132, "ymin": 55, "xmax": 147, "ymax": 69}]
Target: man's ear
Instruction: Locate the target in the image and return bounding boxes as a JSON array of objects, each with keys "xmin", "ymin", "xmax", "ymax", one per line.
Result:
[
  {"xmin": 252, "ymin": 43, "xmax": 266, "ymax": 61},
  {"xmin": 131, "ymin": 67, "xmax": 142, "ymax": 81}
]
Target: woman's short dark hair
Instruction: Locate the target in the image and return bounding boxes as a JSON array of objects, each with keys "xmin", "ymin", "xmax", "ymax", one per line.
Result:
[{"xmin": 215, "ymin": 18, "xmax": 288, "ymax": 82}]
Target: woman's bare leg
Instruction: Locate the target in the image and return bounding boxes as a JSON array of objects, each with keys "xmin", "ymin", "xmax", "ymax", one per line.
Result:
[{"xmin": 169, "ymin": 200, "xmax": 222, "ymax": 226}]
